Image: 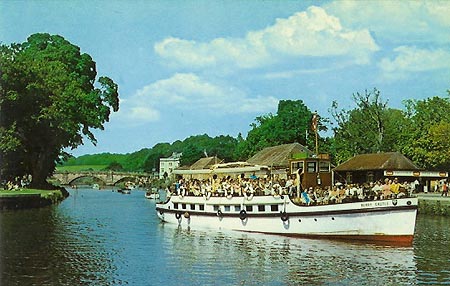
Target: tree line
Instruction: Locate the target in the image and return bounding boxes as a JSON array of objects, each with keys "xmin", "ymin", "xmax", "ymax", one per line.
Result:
[{"xmin": 2, "ymin": 33, "xmax": 450, "ymax": 189}]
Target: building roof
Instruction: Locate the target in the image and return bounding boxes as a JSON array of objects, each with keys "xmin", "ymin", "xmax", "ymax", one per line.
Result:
[
  {"xmin": 189, "ymin": 157, "xmax": 222, "ymax": 170},
  {"xmin": 333, "ymin": 152, "xmax": 420, "ymax": 172},
  {"xmin": 246, "ymin": 143, "xmax": 313, "ymax": 168}
]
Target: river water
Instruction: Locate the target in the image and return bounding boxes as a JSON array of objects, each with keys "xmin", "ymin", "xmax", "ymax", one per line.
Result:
[{"xmin": 1, "ymin": 188, "xmax": 449, "ymax": 286}]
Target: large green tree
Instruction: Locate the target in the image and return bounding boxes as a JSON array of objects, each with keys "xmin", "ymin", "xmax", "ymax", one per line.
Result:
[
  {"xmin": 0, "ymin": 33, "xmax": 119, "ymax": 188},
  {"xmin": 330, "ymin": 88, "xmax": 406, "ymax": 164},
  {"xmin": 235, "ymin": 100, "xmax": 317, "ymax": 160},
  {"xmin": 401, "ymin": 94, "xmax": 450, "ymax": 170}
]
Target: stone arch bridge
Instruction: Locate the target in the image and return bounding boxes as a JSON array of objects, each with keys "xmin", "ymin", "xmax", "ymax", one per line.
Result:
[{"xmin": 52, "ymin": 171, "xmax": 153, "ymax": 186}]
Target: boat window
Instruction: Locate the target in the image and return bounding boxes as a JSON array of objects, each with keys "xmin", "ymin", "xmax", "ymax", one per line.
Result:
[
  {"xmin": 182, "ymin": 203, "xmax": 186, "ymax": 209},
  {"xmin": 199, "ymin": 204, "xmax": 205, "ymax": 211},
  {"xmin": 174, "ymin": 203, "xmax": 178, "ymax": 209},
  {"xmin": 319, "ymin": 161, "xmax": 330, "ymax": 173},
  {"xmin": 258, "ymin": 205, "xmax": 265, "ymax": 212},
  {"xmin": 213, "ymin": 205, "xmax": 219, "ymax": 211},
  {"xmin": 224, "ymin": 205, "xmax": 231, "ymax": 212},
  {"xmin": 234, "ymin": 205, "xmax": 240, "ymax": 212},
  {"xmin": 190, "ymin": 204, "xmax": 195, "ymax": 210},
  {"xmin": 307, "ymin": 162, "xmax": 317, "ymax": 173},
  {"xmin": 246, "ymin": 205, "xmax": 253, "ymax": 212},
  {"xmin": 291, "ymin": 161, "xmax": 304, "ymax": 174},
  {"xmin": 271, "ymin": 205, "xmax": 279, "ymax": 212}
]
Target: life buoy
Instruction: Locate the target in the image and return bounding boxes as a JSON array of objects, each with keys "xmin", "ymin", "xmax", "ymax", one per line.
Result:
[
  {"xmin": 217, "ymin": 209, "xmax": 223, "ymax": 217},
  {"xmin": 175, "ymin": 212, "xmax": 182, "ymax": 219},
  {"xmin": 239, "ymin": 209, "xmax": 247, "ymax": 221},
  {"xmin": 280, "ymin": 211, "xmax": 289, "ymax": 222},
  {"xmin": 184, "ymin": 212, "xmax": 190, "ymax": 219}
]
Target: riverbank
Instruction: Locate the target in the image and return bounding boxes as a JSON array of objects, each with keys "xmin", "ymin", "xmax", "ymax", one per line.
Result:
[
  {"xmin": 417, "ymin": 192, "xmax": 450, "ymax": 216},
  {"xmin": 0, "ymin": 187, "xmax": 69, "ymax": 210}
]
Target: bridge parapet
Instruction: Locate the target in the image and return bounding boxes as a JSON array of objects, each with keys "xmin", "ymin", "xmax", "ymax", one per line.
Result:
[{"xmin": 52, "ymin": 171, "xmax": 153, "ymax": 186}]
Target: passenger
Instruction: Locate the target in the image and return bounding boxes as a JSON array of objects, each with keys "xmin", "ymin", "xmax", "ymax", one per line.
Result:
[
  {"xmin": 371, "ymin": 181, "xmax": 383, "ymax": 199},
  {"xmin": 390, "ymin": 178, "xmax": 400, "ymax": 196},
  {"xmin": 442, "ymin": 181, "xmax": 448, "ymax": 197},
  {"xmin": 301, "ymin": 188, "xmax": 311, "ymax": 205}
]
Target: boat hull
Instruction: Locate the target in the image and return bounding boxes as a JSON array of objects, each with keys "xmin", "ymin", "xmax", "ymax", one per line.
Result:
[{"xmin": 156, "ymin": 195, "xmax": 418, "ymax": 245}]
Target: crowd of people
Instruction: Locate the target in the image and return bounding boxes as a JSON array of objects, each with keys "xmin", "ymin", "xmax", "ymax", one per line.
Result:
[
  {"xmin": 169, "ymin": 174, "xmax": 415, "ymax": 205},
  {"xmin": 2, "ymin": 175, "xmax": 31, "ymax": 190}
]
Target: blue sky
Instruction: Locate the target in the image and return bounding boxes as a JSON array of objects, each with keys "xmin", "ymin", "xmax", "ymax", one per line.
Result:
[{"xmin": 2, "ymin": 1, "xmax": 450, "ymax": 156}]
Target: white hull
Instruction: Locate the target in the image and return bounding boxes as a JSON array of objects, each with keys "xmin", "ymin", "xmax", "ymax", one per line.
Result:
[{"xmin": 156, "ymin": 195, "xmax": 418, "ymax": 244}]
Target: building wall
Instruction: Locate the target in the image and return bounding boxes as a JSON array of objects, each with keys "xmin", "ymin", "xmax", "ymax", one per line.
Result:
[{"xmin": 159, "ymin": 153, "xmax": 182, "ymax": 179}]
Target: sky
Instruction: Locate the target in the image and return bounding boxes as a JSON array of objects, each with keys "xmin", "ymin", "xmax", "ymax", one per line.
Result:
[{"xmin": 2, "ymin": 1, "xmax": 450, "ymax": 157}]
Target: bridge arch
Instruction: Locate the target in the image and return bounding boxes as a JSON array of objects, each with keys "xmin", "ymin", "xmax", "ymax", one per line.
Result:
[{"xmin": 67, "ymin": 175, "xmax": 107, "ymax": 186}]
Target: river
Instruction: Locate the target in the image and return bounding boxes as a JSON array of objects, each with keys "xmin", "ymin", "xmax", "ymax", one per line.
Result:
[{"xmin": 1, "ymin": 188, "xmax": 449, "ymax": 286}]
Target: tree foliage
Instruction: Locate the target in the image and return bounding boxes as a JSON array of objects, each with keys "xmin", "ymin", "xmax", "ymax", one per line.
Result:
[
  {"xmin": 0, "ymin": 33, "xmax": 119, "ymax": 188},
  {"xmin": 62, "ymin": 134, "xmax": 239, "ymax": 173},
  {"xmin": 330, "ymin": 88, "xmax": 405, "ymax": 164},
  {"xmin": 400, "ymin": 95, "xmax": 450, "ymax": 169},
  {"xmin": 234, "ymin": 100, "xmax": 318, "ymax": 160}
]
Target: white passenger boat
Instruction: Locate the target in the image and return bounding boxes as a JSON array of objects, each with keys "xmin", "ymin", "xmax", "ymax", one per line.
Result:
[{"xmin": 156, "ymin": 194, "xmax": 418, "ymax": 245}]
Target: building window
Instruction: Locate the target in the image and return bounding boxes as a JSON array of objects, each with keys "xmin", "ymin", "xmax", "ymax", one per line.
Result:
[
  {"xmin": 307, "ymin": 162, "xmax": 317, "ymax": 173},
  {"xmin": 346, "ymin": 172, "xmax": 353, "ymax": 184},
  {"xmin": 367, "ymin": 171, "xmax": 374, "ymax": 183}
]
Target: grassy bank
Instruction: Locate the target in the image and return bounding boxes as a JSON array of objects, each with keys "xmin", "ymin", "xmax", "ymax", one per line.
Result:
[{"xmin": 0, "ymin": 188, "xmax": 66, "ymax": 204}]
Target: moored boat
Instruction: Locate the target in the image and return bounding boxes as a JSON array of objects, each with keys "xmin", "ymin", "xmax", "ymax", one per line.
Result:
[
  {"xmin": 145, "ymin": 189, "xmax": 160, "ymax": 199},
  {"xmin": 156, "ymin": 194, "xmax": 418, "ymax": 245}
]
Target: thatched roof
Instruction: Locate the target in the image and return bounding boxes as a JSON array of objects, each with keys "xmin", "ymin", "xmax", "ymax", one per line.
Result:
[
  {"xmin": 189, "ymin": 157, "xmax": 222, "ymax": 170},
  {"xmin": 334, "ymin": 152, "xmax": 420, "ymax": 172},
  {"xmin": 247, "ymin": 143, "xmax": 313, "ymax": 168}
]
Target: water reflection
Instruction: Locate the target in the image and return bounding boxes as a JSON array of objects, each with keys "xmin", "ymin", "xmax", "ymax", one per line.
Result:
[
  {"xmin": 159, "ymin": 223, "xmax": 417, "ymax": 286},
  {"xmin": 1, "ymin": 188, "xmax": 449, "ymax": 286}
]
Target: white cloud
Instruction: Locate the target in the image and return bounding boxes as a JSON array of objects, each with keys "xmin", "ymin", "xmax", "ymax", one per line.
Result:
[
  {"xmin": 326, "ymin": 1, "xmax": 450, "ymax": 44},
  {"xmin": 116, "ymin": 73, "xmax": 278, "ymax": 124},
  {"xmin": 379, "ymin": 46, "xmax": 450, "ymax": 79},
  {"xmin": 154, "ymin": 6, "xmax": 378, "ymax": 70}
]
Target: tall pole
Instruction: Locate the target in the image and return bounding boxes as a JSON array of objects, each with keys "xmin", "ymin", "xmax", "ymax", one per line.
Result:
[{"xmin": 312, "ymin": 112, "xmax": 319, "ymax": 155}]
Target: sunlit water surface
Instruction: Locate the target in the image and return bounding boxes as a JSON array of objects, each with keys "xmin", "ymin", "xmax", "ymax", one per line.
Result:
[{"xmin": 1, "ymin": 188, "xmax": 449, "ymax": 285}]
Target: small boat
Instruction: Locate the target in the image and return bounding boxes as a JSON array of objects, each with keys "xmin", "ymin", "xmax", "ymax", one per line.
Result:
[
  {"xmin": 121, "ymin": 189, "xmax": 131, "ymax": 194},
  {"xmin": 92, "ymin": 183, "xmax": 100, "ymax": 190},
  {"xmin": 156, "ymin": 193, "xmax": 418, "ymax": 245},
  {"xmin": 145, "ymin": 189, "xmax": 160, "ymax": 199}
]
